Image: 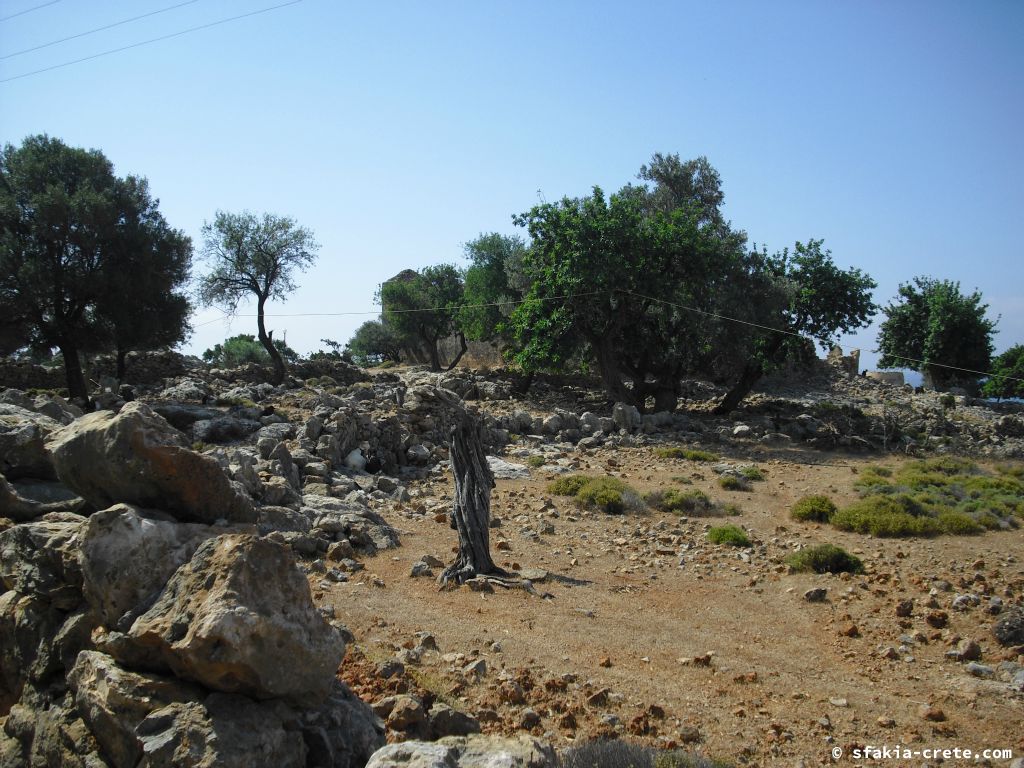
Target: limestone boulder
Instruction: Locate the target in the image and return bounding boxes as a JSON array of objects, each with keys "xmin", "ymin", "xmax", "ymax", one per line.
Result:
[
  {"xmin": 611, "ymin": 402, "xmax": 642, "ymax": 433},
  {"xmin": 0, "ymin": 403, "xmax": 61, "ymax": 480},
  {"xmin": 122, "ymin": 534, "xmax": 344, "ymax": 707},
  {"xmin": 78, "ymin": 504, "xmax": 234, "ymax": 630},
  {"xmin": 289, "ymin": 679, "xmax": 385, "ymax": 768},
  {"xmin": 69, "ymin": 651, "xmax": 202, "ymax": 768},
  {"xmin": 0, "ymin": 514, "xmax": 85, "ymax": 609},
  {"xmin": 305, "ymin": 496, "xmax": 400, "ymax": 554},
  {"xmin": 10, "ymin": 692, "xmax": 109, "ymax": 768},
  {"xmin": 135, "ymin": 694, "xmax": 306, "ymax": 768},
  {"xmin": 366, "ymin": 735, "xmax": 556, "ymax": 768},
  {"xmin": 47, "ymin": 402, "xmax": 255, "ymax": 525}
]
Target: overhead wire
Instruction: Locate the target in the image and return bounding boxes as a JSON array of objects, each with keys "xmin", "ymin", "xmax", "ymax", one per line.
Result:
[
  {"xmin": 0, "ymin": 0, "xmax": 62, "ymax": 23},
  {"xmin": 201, "ymin": 285, "xmax": 1021, "ymax": 384},
  {"xmin": 0, "ymin": 0, "xmax": 302, "ymax": 83},
  {"xmin": 1, "ymin": 0, "xmax": 204, "ymax": 61}
]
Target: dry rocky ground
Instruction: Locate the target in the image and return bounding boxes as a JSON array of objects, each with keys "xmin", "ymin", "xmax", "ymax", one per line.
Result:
[
  {"xmin": 2, "ymin": 354, "xmax": 1023, "ymax": 767},
  {"xmin": 329, "ymin": 445, "xmax": 1024, "ymax": 766}
]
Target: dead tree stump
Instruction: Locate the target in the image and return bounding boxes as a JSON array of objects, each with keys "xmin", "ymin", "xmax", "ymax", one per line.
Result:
[{"xmin": 436, "ymin": 390, "xmax": 508, "ymax": 587}]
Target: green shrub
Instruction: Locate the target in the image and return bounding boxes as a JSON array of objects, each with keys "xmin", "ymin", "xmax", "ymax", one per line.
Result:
[
  {"xmin": 549, "ymin": 475, "xmax": 641, "ymax": 515},
  {"xmin": 656, "ymin": 447, "xmax": 719, "ymax": 462},
  {"xmin": 996, "ymin": 462, "xmax": 1024, "ymax": 480},
  {"xmin": 785, "ymin": 543, "xmax": 864, "ymax": 574},
  {"xmin": 707, "ymin": 525, "xmax": 751, "ymax": 547},
  {"xmin": 645, "ymin": 488, "xmax": 719, "ymax": 515},
  {"xmin": 843, "ymin": 458, "xmax": 1023, "ymax": 537},
  {"xmin": 578, "ymin": 482, "xmax": 626, "ymax": 514},
  {"xmin": 791, "ymin": 495, "xmax": 837, "ymax": 523},
  {"xmin": 548, "ymin": 475, "xmax": 591, "ymax": 496},
  {"xmin": 739, "ymin": 466, "xmax": 765, "ymax": 481},
  {"xmin": 832, "ymin": 496, "xmax": 941, "ymax": 537},
  {"xmin": 937, "ymin": 510, "xmax": 984, "ymax": 535},
  {"xmin": 718, "ymin": 475, "xmax": 747, "ymax": 491},
  {"xmin": 526, "ymin": 455, "xmax": 545, "ymax": 468}
]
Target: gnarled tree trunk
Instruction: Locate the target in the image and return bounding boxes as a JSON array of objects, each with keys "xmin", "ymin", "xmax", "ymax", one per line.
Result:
[
  {"xmin": 437, "ymin": 392, "xmax": 507, "ymax": 586},
  {"xmin": 257, "ymin": 294, "xmax": 285, "ymax": 385}
]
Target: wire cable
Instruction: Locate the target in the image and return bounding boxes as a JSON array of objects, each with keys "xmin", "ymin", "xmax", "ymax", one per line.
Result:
[
  {"xmin": 0, "ymin": 0, "xmax": 62, "ymax": 23},
  {"xmin": 1, "ymin": 0, "xmax": 203, "ymax": 61},
  {"xmin": 191, "ymin": 286, "xmax": 1021, "ymax": 384},
  {"xmin": 197, "ymin": 290, "xmax": 609, "ymax": 320},
  {"xmin": 621, "ymin": 288, "xmax": 1023, "ymax": 384},
  {"xmin": 0, "ymin": 0, "xmax": 301, "ymax": 83}
]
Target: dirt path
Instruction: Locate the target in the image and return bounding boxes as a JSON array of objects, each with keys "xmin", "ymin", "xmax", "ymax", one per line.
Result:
[{"xmin": 316, "ymin": 445, "xmax": 1024, "ymax": 765}]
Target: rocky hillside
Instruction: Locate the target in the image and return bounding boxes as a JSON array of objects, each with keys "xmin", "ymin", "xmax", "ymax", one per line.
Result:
[{"xmin": 2, "ymin": 358, "xmax": 1023, "ymax": 767}]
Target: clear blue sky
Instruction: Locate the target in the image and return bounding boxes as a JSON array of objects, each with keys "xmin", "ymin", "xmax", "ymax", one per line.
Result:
[{"xmin": 2, "ymin": 0, "xmax": 1022, "ymax": 374}]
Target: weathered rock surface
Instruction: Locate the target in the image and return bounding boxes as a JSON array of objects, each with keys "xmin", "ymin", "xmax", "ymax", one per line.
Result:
[
  {"xmin": 69, "ymin": 650, "xmax": 202, "ymax": 768},
  {"xmin": 47, "ymin": 401, "xmax": 255, "ymax": 525},
  {"xmin": 135, "ymin": 694, "xmax": 307, "ymax": 768},
  {"xmin": 0, "ymin": 514, "xmax": 85, "ymax": 609},
  {"xmin": 0, "ymin": 403, "xmax": 61, "ymax": 480},
  {"xmin": 305, "ymin": 496, "xmax": 400, "ymax": 554},
  {"xmin": 78, "ymin": 504, "xmax": 233, "ymax": 630},
  {"xmin": 365, "ymin": 735, "xmax": 556, "ymax": 768},
  {"xmin": 121, "ymin": 534, "xmax": 344, "ymax": 707},
  {"xmin": 992, "ymin": 607, "xmax": 1024, "ymax": 646}
]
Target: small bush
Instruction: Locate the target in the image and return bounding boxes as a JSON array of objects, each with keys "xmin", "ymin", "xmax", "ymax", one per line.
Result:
[
  {"xmin": 832, "ymin": 496, "xmax": 940, "ymax": 537},
  {"xmin": 549, "ymin": 475, "xmax": 642, "ymax": 515},
  {"xmin": 718, "ymin": 475, "xmax": 747, "ymax": 491},
  {"xmin": 578, "ymin": 482, "xmax": 627, "ymax": 514},
  {"xmin": 791, "ymin": 495, "xmax": 837, "ymax": 523},
  {"xmin": 526, "ymin": 455, "xmax": 545, "ymax": 468},
  {"xmin": 646, "ymin": 488, "xmax": 709, "ymax": 514},
  {"xmin": 996, "ymin": 463, "xmax": 1024, "ymax": 480},
  {"xmin": 785, "ymin": 543, "xmax": 864, "ymax": 574},
  {"xmin": 739, "ymin": 466, "xmax": 765, "ymax": 481},
  {"xmin": 707, "ymin": 525, "xmax": 751, "ymax": 547},
  {"xmin": 656, "ymin": 447, "xmax": 719, "ymax": 462},
  {"xmin": 548, "ymin": 475, "xmax": 590, "ymax": 496},
  {"xmin": 670, "ymin": 475, "xmax": 694, "ymax": 485},
  {"xmin": 937, "ymin": 510, "xmax": 984, "ymax": 535}
]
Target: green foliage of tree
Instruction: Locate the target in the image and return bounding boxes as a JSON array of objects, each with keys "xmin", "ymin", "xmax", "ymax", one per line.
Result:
[
  {"xmin": 982, "ymin": 345, "xmax": 1024, "ymax": 400},
  {"xmin": 380, "ymin": 264, "xmax": 465, "ymax": 371},
  {"xmin": 712, "ymin": 239, "xmax": 877, "ymax": 413},
  {"xmin": 202, "ymin": 334, "xmax": 297, "ymax": 368},
  {"xmin": 308, "ymin": 338, "xmax": 350, "ymax": 361},
  {"xmin": 198, "ymin": 211, "xmax": 318, "ymax": 385},
  {"xmin": 90, "ymin": 175, "xmax": 192, "ymax": 379},
  {"xmin": 505, "ymin": 155, "xmax": 877, "ymax": 412},
  {"xmin": 0, "ymin": 135, "xmax": 192, "ymax": 402},
  {"xmin": 344, "ymin": 320, "xmax": 403, "ymax": 366},
  {"xmin": 508, "ymin": 156, "xmax": 762, "ymax": 411},
  {"xmin": 876, "ymin": 277, "xmax": 996, "ymax": 390},
  {"xmin": 459, "ymin": 233, "xmax": 529, "ymax": 342}
]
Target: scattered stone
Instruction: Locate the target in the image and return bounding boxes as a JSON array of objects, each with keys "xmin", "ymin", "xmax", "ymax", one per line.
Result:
[
  {"xmin": 803, "ymin": 587, "xmax": 828, "ymax": 603},
  {"xmin": 409, "ymin": 561, "xmax": 434, "ymax": 578},
  {"xmin": 992, "ymin": 608, "xmax": 1024, "ymax": 646},
  {"xmin": 918, "ymin": 704, "xmax": 945, "ymax": 722}
]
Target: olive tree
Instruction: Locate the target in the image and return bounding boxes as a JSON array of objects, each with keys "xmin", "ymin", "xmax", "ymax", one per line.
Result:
[
  {"xmin": 198, "ymin": 211, "xmax": 318, "ymax": 385},
  {"xmin": 0, "ymin": 135, "xmax": 192, "ymax": 402}
]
